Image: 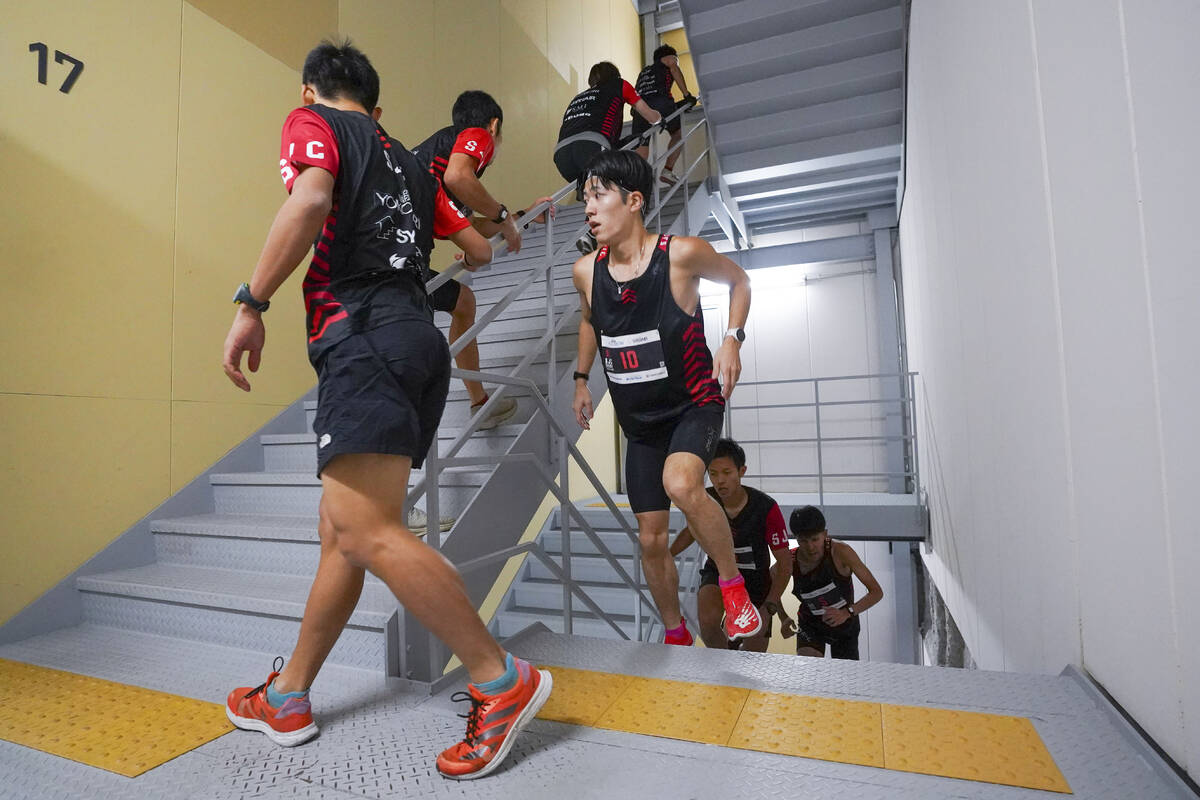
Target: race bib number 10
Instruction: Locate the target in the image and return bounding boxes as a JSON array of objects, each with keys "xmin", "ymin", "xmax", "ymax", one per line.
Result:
[{"xmin": 601, "ymin": 330, "xmax": 669, "ymax": 385}]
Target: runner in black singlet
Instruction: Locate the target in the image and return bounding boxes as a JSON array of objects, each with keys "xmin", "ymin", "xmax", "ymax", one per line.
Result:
[
  {"xmin": 632, "ymin": 44, "xmax": 696, "ymax": 183},
  {"xmin": 783, "ymin": 506, "xmax": 885, "ymax": 660},
  {"xmin": 553, "ymin": 61, "xmax": 661, "ymax": 254},
  {"xmin": 670, "ymin": 439, "xmax": 792, "ymax": 652},
  {"xmin": 570, "ymin": 149, "xmax": 762, "ymax": 646},
  {"xmin": 220, "ymin": 40, "xmax": 551, "ymax": 780}
]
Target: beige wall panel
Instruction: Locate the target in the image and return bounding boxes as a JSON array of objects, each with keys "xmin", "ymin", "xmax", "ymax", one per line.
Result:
[
  {"xmin": 580, "ymin": 0, "xmax": 614, "ymax": 85},
  {"xmin": 338, "ymin": 0, "xmax": 440, "ymax": 146},
  {"xmin": 660, "ymin": 28, "xmax": 699, "ymax": 97},
  {"xmin": 494, "ymin": 0, "xmax": 551, "ymax": 205},
  {"xmin": 0, "ymin": 0, "xmax": 180, "ymax": 400},
  {"xmin": 187, "ymin": 0, "xmax": 338, "ymax": 71},
  {"xmin": 569, "ymin": 394, "xmax": 618, "ymax": 498},
  {"xmin": 433, "ymin": 0, "xmax": 501, "ymax": 126},
  {"xmin": 170, "ymin": 400, "xmax": 287, "ymax": 492},
  {"xmin": 609, "ymin": 0, "xmax": 642, "ymax": 81},
  {"xmin": 172, "ymin": 5, "xmax": 315, "ymax": 407},
  {"xmin": 0, "ymin": 394, "xmax": 171, "ymax": 624},
  {"xmin": 547, "ymin": 0, "xmax": 585, "ymax": 191}
]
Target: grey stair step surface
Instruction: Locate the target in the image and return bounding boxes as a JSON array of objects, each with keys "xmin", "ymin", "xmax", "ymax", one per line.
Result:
[
  {"xmin": 76, "ymin": 563, "xmax": 394, "ymax": 628},
  {"xmin": 524, "ymin": 552, "xmax": 645, "ymax": 583},
  {"xmin": 262, "ymin": 424, "xmax": 522, "ymax": 472},
  {"xmin": 513, "ymin": 578, "xmax": 648, "ymax": 615},
  {"xmin": 493, "ymin": 608, "xmax": 639, "ymax": 639}
]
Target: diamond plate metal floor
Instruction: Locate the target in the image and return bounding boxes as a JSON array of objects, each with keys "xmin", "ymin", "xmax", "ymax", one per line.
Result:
[{"xmin": 0, "ymin": 625, "xmax": 1192, "ymax": 799}]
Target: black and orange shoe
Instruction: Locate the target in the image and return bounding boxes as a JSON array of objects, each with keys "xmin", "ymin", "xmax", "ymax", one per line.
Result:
[
  {"xmin": 722, "ymin": 581, "xmax": 763, "ymax": 641},
  {"xmin": 225, "ymin": 657, "xmax": 318, "ymax": 747},
  {"xmin": 436, "ymin": 656, "xmax": 552, "ymax": 780}
]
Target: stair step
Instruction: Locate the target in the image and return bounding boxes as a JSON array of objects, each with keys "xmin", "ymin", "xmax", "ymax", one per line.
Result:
[
  {"xmin": 513, "ymin": 578, "xmax": 648, "ymax": 616},
  {"xmin": 262, "ymin": 424, "xmax": 521, "ymax": 472},
  {"xmin": 493, "ymin": 607, "xmax": 641, "ymax": 640},
  {"xmin": 77, "ymin": 564, "xmax": 392, "ymax": 670},
  {"xmin": 209, "ymin": 467, "xmax": 490, "ymax": 516}
]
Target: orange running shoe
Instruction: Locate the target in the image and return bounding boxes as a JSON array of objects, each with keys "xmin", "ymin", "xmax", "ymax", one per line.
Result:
[
  {"xmin": 722, "ymin": 579, "xmax": 763, "ymax": 640},
  {"xmin": 663, "ymin": 620, "xmax": 694, "ymax": 646},
  {"xmin": 436, "ymin": 656, "xmax": 552, "ymax": 780},
  {"xmin": 225, "ymin": 657, "xmax": 318, "ymax": 747}
]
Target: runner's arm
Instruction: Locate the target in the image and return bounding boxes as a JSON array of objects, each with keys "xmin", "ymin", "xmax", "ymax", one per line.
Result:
[
  {"xmin": 223, "ymin": 165, "xmax": 333, "ymax": 392},
  {"xmin": 837, "ymin": 542, "xmax": 884, "ymax": 616},
  {"xmin": 247, "ymin": 166, "xmax": 334, "ymax": 302},
  {"xmin": 573, "ymin": 255, "xmax": 598, "ymax": 429},
  {"xmin": 671, "ymin": 236, "xmax": 750, "ymax": 398},
  {"xmin": 669, "ymin": 527, "xmax": 695, "ymax": 557}
]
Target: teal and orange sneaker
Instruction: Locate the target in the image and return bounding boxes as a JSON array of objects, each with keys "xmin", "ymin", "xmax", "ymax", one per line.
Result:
[
  {"xmin": 436, "ymin": 656, "xmax": 552, "ymax": 780},
  {"xmin": 225, "ymin": 657, "xmax": 318, "ymax": 747}
]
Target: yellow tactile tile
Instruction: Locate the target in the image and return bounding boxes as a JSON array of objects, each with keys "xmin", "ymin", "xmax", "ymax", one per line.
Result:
[
  {"xmin": 595, "ymin": 676, "xmax": 750, "ymax": 746},
  {"xmin": 536, "ymin": 666, "xmax": 636, "ymax": 726},
  {"xmin": 0, "ymin": 658, "xmax": 233, "ymax": 777},
  {"xmin": 881, "ymin": 703, "xmax": 1071, "ymax": 793},
  {"xmin": 729, "ymin": 690, "xmax": 885, "ymax": 767}
]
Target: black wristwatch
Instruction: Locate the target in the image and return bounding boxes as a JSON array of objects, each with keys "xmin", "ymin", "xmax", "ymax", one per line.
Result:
[
  {"xmin": 763, "ymin": 600, "xmax": 781, "ymax": 616},
  {"xmin": 233, "ymin": 282, "xmax": 270, "ymax": 313},
  {"xmin": 573, "ymin": 371, "xmax": 589, "ymax": 382},
  {"xmin": 492, "ymin": 204, "xmax": 509, "ymax": 224}
]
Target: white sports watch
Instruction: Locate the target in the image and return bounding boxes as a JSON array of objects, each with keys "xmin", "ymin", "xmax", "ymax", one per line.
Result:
[{"xmin": 724, "ymin": 327, "xmax": 745, "ymax": 343}]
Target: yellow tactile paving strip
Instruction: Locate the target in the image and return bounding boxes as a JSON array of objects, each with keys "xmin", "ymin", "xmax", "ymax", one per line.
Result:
[
  {"xmin": 537, "ymin": 665, "xmax": 1071, "ymax": 793},
  {"xmin": 0, "ymin": 658, "xmax": 233, "ymax": 777}
]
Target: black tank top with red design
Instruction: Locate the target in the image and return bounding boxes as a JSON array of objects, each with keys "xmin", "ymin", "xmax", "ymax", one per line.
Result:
[
  {"xmin": 792, "ymin": 538, "xmax": 860, "ymax": 634},
  {"xmin": 589, "ymin": 235, "xmax": 724, "ymax": 439}
]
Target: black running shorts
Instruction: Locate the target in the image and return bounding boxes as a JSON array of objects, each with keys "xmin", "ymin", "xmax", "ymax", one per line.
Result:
[
  {"xmin": 794, "ymin": 617, "xmax": 861, "ymax": 660},
  {"xmin": 554, "ymin": 139, "xmax": 606, "ymax": 185},
  {"xmin": 428, "ymin": 277, "xmax": 462, "ymax": 314},
  {"xmin": 312, "ymin": 319, "xmax": 451, "ymax": 476},
  {"xmin": 624, "ymin": 406, "xmax": 724, "ymax": 513},
  {"xmin": 632, "ymin": 94, "xmax": 683, "ymax": 138}
]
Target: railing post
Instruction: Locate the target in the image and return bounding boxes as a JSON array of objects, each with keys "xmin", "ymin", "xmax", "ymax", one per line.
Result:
[
  {"xmin": 814, "ymin": 380, "xmax": 824, "ymax": 506},
  {"xmin": 545, "ymin": 204, "xmax": 556, "ymax": 406},
  {"xmin": 650, "ymin": 134, "xmax": 661, "ymax": 237},
  {"xmin": 910, "ymin": 373, "xmax": 921, "ymax": 501},
  {"xmin": 559, "ymin": 432, "xmax": 572, "ymax": 635},
  {"xmin": 680, "ymin": 116, "xmax": 688, "ymax": 235}
]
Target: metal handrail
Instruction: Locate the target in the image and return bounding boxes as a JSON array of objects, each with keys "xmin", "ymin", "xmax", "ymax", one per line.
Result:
[{"xmin": 726, "ymin": 371, "xmax": 921, "ymax": 504}]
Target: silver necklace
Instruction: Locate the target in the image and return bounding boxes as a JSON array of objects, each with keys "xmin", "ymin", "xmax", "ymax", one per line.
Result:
[{"xmin": 614, "ymin": 237, "xmax": 653, "ymax": 296}]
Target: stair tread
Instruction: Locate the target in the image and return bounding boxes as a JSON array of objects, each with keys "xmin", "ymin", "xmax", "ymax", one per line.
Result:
[
  {"xmin": 78, "ymin": 563, "xmax": 394, "ymax": 625},
  {"xmin": 210, "ymin": 466, "xmax": 494, "ymax": 484},
  {"xmin": 263, "ymin": 423, "xmax": 523, "ymax": 445}
]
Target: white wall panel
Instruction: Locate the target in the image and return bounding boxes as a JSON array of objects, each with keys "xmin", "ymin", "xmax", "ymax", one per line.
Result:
[{"xmin": 901, "ymin": 0, "xmax": 1199, "ymax": 772}]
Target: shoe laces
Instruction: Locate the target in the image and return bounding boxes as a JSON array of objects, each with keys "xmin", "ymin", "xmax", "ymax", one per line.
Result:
[
  {"xmin": 245, "ymin": 656, "xmax": 285, "ymax": 699},
  {"xmin": 449, "ymin": 690, "xmax": 486, "ymax": 745}
]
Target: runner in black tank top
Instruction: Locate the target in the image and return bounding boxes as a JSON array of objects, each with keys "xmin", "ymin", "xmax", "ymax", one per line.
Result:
[
  {"xmin": 570, "ymin": 150, "xmax": 762, "ymax": 648},
  {"xmin": 633, "ymin": 44, "xmax": 695, "ymax": 180},
  {"xmin": 670, "ymin": 438, "xmax": 792, "ymax": 652},
  {"xmin": 786, "ymin": 505, "xmax": 886, "ymax": 661}
]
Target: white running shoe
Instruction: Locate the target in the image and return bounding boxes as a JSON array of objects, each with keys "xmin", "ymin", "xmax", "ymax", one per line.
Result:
[
  {"xmin": 409, "ymin": 507, "xmax": 455, "ymax": 535},
  {"xmin": 473, "ymin": 395, "xmax": 518, "ymax": 431}
]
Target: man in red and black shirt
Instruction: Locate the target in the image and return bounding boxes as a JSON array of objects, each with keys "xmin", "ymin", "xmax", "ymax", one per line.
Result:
[
  {"xmin": 671, "ymin": 438, "xmax": 792, "ymax": 651},
  {"xmin": 220, "ymin": 40, "xmax": 551, "ymax": 780},
  {"xmin": 633, "ymin": 44, "xmax": 696, "ymax": 183},
  {"xmin": 413, "ymin": 91, "xmax": 552, "ymax": 430}
]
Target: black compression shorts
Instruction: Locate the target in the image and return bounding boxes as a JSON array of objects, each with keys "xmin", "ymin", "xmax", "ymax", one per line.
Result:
[
  {"xmin": 312, "ymin": 319, "xmax": 450, "ymax": 476},
  {"xmin": 624, "ymin": 406, "xmax": 724, "ymax": 513},
  {"xmin": 794, "ymin": 617, "xmax": 861, "ymax": 660},
  {"xmin": 632, "ymin": 94, "xmax": 683, "ymax": 138},
  {"xmin": 428, "ymin": 277, "xmax": 462, "ymax": 314}
]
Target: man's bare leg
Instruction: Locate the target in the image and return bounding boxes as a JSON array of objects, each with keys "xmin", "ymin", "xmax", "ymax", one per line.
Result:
[
  {"xmin": 272, "ymin": 498, "xmax": 367, "ymax": 693},
  {"xmin": 635, "ymin": 509, "xmax": 683, "ymax": 628},
  {"xmin": 662, "ymin": 452, "xmax": 739, "ymax": 579},
  {"xmin": 696, "ymin": 584, "xmax": 726, "ymax": 648},
  {"xmin": 294, "ymin": 452, "xmax": 505, "ymax": 685},
  {"xmin": 449, "ymin": 285, "xmax": 486, "ymax": 405}
]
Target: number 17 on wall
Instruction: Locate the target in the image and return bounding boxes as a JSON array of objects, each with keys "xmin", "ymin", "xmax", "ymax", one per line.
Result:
[{"xmin": 29, "ymin": 43, "xmax": 84, "ymax": 94}]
